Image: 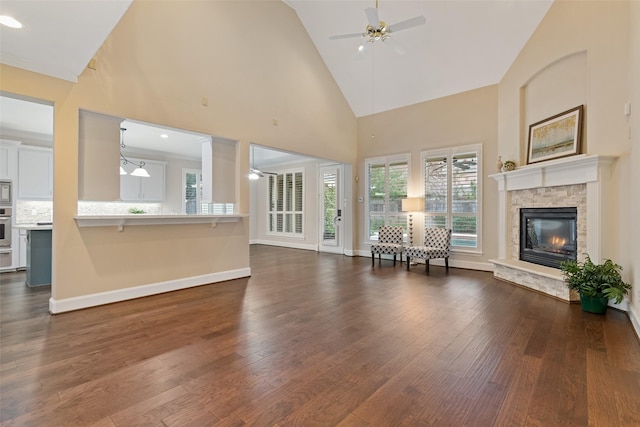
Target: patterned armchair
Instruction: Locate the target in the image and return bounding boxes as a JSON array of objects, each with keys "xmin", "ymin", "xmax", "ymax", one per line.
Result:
[
  {"xmin": 371, "ymin": 226, "xmax": 404, "ymax": 267},
  {"xmin": 405, "ymin": 228, "xmax": 452, "ymax": 273}
]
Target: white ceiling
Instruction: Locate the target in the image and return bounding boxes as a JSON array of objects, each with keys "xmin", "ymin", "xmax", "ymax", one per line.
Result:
[
  {"xmin": 120, "ymin": 119, "xmax": 211, "ymax": 161},
  {"xmin": 0, "ymin": 0, "xmax": 132, "ymax": 82},
  {"xmin": 0, "ymin": 0, "xmax": 554, "ymax": 160},
  {"xmin": 288, "ymin": 0, "xmax": 553, "ymax": 117}
]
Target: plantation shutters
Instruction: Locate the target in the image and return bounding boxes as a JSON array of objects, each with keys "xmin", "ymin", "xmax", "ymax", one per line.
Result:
[{"xmin": 268, "ymin": 170, "xmax": 304, "ymax": 236}]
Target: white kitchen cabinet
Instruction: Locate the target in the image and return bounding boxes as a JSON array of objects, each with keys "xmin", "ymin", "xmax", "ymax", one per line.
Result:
[
  {"xmin": 18, "ymin": 229, "xmax": 27, "ymax": 269},
  {"xmin": 18, "ymin": 148, "xmax": 53, "ymax": 200},
  {"xmin": 120, "ymin": 158, "xmax": 166, "ymax": 202},
  {"xmin": 0, "ymin": 140, "xmax": 20, "ymax": 181}
]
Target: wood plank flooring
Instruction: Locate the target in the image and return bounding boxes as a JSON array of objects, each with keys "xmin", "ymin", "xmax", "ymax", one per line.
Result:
[{"xmin": 1, "ymin": 245, "xmax": 639, "ymax": 426}]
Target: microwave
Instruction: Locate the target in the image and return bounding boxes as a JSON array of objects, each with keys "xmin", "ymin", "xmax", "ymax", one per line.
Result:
[{"xmin": 0, "ymin": 180, "xmax": 11, "ymax": 206}]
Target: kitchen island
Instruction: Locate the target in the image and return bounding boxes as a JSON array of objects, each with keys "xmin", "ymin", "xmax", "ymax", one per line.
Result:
[{"xmin": 15, "ymin": 224, "xmax": 52, "ymax": 286}]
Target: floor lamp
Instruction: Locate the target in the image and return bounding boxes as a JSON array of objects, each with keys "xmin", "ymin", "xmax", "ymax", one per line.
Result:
[{"xmin": 401, "ymin": 197, "xmax": 423, "ymax": 246}]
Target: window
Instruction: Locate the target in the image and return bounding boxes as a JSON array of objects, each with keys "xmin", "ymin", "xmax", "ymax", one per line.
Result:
[
  {"xmin": 422, "ymin": 144, "xmax": 481, "ymax": 251},
  {"xmin": 365, "ymin": 154, "xmax": 409, "ymax": 241},
  {"xmin": 267, "ymin": 170, "xmax": 304, "ymax": 236},
  {"xmin": 182, "ymin": 169, "xmax": 234, "ymax": 215}
]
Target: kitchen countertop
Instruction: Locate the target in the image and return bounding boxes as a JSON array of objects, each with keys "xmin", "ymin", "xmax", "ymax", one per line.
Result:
[
  {"xmin": 14, "ymin": 224, "xmax": 53, "ymax": 231},
  {"xmin": 74, "ymin": 214, "xmax": 248, "ymax": 231}
]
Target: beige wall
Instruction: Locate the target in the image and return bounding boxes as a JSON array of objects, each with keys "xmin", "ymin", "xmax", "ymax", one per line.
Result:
[
  {"xmin": 0, "ymin": 1, "xmax": 356, "ymax": 303},
  {"xmin": 499, "ymin": 0, "xmax": 630, "ymax": 162},
  {"xmin": 356, "ymin": 85, "xmax": 499, "ymax": 268},
  {"xmin": 629, "ymin": 0, "xmax": 640, "ymax": 330},
  {"xmin": 499, "ymin": 1, "xmax": 636, "ymax": 322}
]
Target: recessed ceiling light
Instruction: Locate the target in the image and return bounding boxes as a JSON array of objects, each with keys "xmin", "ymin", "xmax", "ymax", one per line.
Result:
[
  {"xmin": 160, "ymin": 134, "xmax": 169, "ymax": 139},
  {"xmin": 0, "ymin": 15, "xmax": 23, "ymax": 29}
]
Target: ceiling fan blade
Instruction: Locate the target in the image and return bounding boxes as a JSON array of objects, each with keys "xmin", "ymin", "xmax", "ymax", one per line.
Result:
[
  {"xmin": 387, "ymin": 15, "xmax": 426, "ymax": 33},
  {"xmin": 353, "ymin": 41, "xmax": 372, "ymax": 59},
  {"xmin": 329, "ymin": 32, "xmax": 364, "ymax": 40},
  {"xmin": 364, "ymin": 7, "xmax": 379, "ymax": 27},
  {"xmin": 383, "ymin": 37, "xmax": 407, "ymax": 55}
]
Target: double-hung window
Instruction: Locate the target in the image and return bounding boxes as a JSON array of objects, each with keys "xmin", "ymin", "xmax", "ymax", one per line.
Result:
[
  {"xmin": 267, "ymin": 170, "xmax": 304, "ymax": 237},
  {"xmin": 365, "ymin": 154, "xmax": 410, "ymax": 242},
  {"xmin": 422, "ymin": 144, "xmax": 481, "ymax": 251}
]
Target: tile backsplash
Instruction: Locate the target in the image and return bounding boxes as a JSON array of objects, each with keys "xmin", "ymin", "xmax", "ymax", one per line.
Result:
[
  {"xmin": 77, "ymin": 201, "xmax": 162, "ymax": 216},
  {"xmin": 15, "ymin": 201, "xmax": 53, "ymax": 224},
  {"xmin": 15, "ymin": 201, "xmax": 164, "ymax": 224}
]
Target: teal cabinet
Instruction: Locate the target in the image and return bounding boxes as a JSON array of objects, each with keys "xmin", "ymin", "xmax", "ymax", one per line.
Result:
[{"xmin": 26, "ymin": 229, "xmax": 52, "ymax": 286}]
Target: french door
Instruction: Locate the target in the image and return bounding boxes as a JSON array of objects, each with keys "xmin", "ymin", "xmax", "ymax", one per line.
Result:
[{"xmin": 318, "ymin": 165, "xmax": 344, "ymax": 254}]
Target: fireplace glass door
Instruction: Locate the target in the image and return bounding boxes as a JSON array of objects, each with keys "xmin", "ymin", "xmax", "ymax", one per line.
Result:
[{"xmin": 520, "ymin": 207, "xmax": 577, "ymax": 268}]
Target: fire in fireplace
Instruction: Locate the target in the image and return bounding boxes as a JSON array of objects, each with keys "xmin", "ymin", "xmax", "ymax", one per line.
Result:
[{"xmin": 520, "ymin": 207, "xmax": 577, "ymax": 269}]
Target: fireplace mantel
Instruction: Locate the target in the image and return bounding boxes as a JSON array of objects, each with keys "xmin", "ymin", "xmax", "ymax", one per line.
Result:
[
  {"xmin": 489, "ymin": 154, "xmax": 616, "ymax": 192},
  {"xmin": 489, "ymin": 154, "xmax": 617, "ymax": 301}
]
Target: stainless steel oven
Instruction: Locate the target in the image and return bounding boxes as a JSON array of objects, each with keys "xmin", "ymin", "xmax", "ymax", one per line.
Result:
[{"xmin": 0, "ymin": 207, "xmax": 12, "ymax": 248}]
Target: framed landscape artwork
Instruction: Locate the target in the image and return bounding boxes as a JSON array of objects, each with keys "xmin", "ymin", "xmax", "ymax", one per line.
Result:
[{"xmin": 527, "ymin": 105, "xmax": 583, "ymax": 164}]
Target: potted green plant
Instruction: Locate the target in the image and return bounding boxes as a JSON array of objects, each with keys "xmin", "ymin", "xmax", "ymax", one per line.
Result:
[{"xmin": 560, "ymin": 255, "xmax": 631, "ymax": 314}]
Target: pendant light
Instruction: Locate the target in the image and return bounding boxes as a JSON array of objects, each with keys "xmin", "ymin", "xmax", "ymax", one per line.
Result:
[{"xmin": 120, "ymin": 127, "xmax": 150, "ymax": 178}]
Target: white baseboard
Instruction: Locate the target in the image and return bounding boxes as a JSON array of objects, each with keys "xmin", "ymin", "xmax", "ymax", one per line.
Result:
[
  {"xmin": 251, "ymin": 239, "xmax": 318, "ymax": 252},
  {"xmin": 48, "ymin": 267, "xmax": 251, "ymax": 314},
  {"xmin": 629, "ymin": 307, "xmax": 640, "ymax": 339}
]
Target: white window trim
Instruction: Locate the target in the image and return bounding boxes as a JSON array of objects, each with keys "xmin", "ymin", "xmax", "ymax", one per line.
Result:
[
  {"xmin": 182, "ymin": 168, "xmax": 202, "ymax": 214},
  {"xmin": 182, "ymin": 168, "xmax": 235, "ymax": 215},
  {"xmin": 421, "ymin": 143, "xmax": 482, "ymax": 254},
  {"xmin": 363, "ymin": 153, "xmax": 411, "ymax": 245},
  {"xmin": 265, "ymin": 168, "xmax": 305, "ymax": 238}
]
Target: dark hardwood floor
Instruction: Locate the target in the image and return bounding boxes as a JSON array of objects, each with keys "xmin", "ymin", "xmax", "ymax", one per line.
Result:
[{"xmin": 1, "ymin": 245, "xmax": 639, "ymax": 426}]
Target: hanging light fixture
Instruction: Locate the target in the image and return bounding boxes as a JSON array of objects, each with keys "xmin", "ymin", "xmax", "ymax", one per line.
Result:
[
  {"xmin": 248, "ymin": 145, "xmax": 263, "ymax": 180},
  {"xmin": 120, "ymin": 127, "xmax": 150, "ymax": 178}
]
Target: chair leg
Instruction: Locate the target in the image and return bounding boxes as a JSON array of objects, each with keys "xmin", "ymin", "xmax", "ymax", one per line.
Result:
[
  {"xmin": 426, "ymin": 259, "xmax": 430, "ymax": 273},
  {"xmin": 406, "ymin": 257, "xmax": 411, "ymax": 270},
  {"xmin": 445, "ymin": 257, "xmax": 449, "ymax": 271},
  {"xmin": 379, "ymin": 254, "xmax": 381, "ymax": 265},
  {"xmin": 393, "ymin": 255, "xmax": 396, "ymax": 266},
  {"xmin": 371, "ymin": 253, "xmax": 375, "ymax": 267}
]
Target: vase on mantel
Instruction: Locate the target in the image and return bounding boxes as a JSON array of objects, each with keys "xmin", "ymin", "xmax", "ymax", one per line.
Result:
[{"xmin": 502, "ymin": 160, "xmax": 516, "ymax": 172}]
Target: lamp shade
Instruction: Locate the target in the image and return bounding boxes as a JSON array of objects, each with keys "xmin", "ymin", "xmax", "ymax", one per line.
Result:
[
  {"xmin": 401, "ymin": 197, "xmax": 423, "ymax": 212},
  {"xmin": 130, "ymin": 167, "xmax": 150, "ymax": 178}
]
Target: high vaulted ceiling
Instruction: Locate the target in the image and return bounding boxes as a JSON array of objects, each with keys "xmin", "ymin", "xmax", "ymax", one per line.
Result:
[
  {"xmin": 0, "ymin": 0, "xmax": 132, "ymax": 82},
  {"xmin": 287, "ymin": 0, "xmax": 553, "ymax": 117},
  {"xmin": 0, "ymin": 1, "xmax": 553, "ymax": 118}
]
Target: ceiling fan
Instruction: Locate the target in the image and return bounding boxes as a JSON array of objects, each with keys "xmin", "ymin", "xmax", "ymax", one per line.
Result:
[
  {"xmin": 329, "ymin": 0, "xmax": 425, "ymax": 47},
  {"xmin": 249, "ymin": 145, "xmax": 277, "ymax": 180}
]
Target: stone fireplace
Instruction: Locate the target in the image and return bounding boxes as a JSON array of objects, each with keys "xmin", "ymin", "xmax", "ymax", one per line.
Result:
[{"xmin": 490, "ymin": 154, "xmax": 616, "ymax": 301}]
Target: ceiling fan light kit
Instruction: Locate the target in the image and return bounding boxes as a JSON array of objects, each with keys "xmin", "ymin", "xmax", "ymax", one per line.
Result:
[
  {"xmin": 249, "ymin": 145, "xmax": 278, "ymax": 180},
  {"xmin": 249, "ymin": 169, "xmax": 263, "ymax": 180},
  {"xmin": 329, "ymin": 1, "xmax": 425, "ymax": 48}
]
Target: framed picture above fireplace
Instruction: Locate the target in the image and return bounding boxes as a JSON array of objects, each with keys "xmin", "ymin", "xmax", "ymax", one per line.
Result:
[{"xmin": 527, "ymin": 105, "xmax": 583, "ymax": 164}]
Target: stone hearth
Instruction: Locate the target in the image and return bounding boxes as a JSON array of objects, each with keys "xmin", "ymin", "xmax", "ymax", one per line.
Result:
[{"xmin": 489, "ymin": 154, "xmax": 616, "ymax": 301}]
